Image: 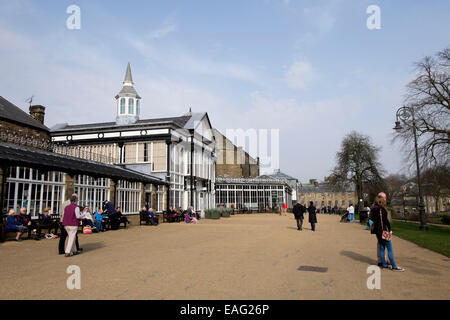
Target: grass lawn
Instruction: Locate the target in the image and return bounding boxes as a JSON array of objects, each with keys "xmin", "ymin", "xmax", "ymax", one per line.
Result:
[{"xmin": 391, "ymin": 220, "xmax": 450, "ymax": 257}]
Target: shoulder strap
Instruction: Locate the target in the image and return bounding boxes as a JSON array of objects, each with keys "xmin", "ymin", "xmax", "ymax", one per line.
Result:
[{"xmin": 379, "ymin": 209, "xmax": 384, "ymax": 231}]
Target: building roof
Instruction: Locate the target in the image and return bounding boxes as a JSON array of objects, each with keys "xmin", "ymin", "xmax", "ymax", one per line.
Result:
[
  {"xmin": 0, "ymin": 142, "xmax": 167, "ymax": 185},
  {"xmin": 50, "ymin": 115, "xmax": 192, "ymax": 133},
  {"xmin": 264, "ymin": 170, "xmax": 298, "ymax": 182},
  {"xmin": 215, "ymin": 177, "xmax": 292, "ymax": 190},
  {"xmin": 0, "ymin": 96, "xmax": 49, "ymax": 131},
  {"xmin": 115, "ymin": 85, "xmax": 141, "ymax": 99}
]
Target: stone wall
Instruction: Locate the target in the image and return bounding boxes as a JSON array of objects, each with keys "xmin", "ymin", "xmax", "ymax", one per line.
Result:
[{"xmin": 0, "ymin": 119, "xmax": 50, "ymax": 150}]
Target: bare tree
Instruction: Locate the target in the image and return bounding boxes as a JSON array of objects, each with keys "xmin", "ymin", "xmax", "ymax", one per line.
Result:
[
  {"xmin": 329, "ymin": 131, "xmax": 386, "ymax": 209},
  {"xmin": 382, "ymin": 174, "xmax": 410, "ymax": 206},
  {"xmin": 395, "ymin": 47, "xmax": 450, "ymax": 168}
]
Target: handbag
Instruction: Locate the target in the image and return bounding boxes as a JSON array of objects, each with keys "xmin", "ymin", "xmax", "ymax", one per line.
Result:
[
  {"xmin": 380, "ymin": 210, "xmax": 391, "ymax": 241},
  {"xmin": 83, "ymin": 226, "xmax": 92, "ymax": 234}
]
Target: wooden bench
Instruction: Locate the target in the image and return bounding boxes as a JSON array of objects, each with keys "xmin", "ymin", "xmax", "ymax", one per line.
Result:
[
  {"xmin": 1, "ymin": 215, "xmax": 33, "ymax": 242},
  {"xmin": 140, "ymin": 211, "xmax": 160, "ymax": 225}
]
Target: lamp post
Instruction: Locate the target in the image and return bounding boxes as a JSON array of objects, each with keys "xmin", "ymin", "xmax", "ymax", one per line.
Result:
[{"xmin": 393, "ymin": 106, "xmax": 427, "ymax": 230}]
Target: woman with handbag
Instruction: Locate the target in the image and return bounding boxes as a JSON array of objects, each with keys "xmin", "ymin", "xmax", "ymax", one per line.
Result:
[{"xmin": 370, "ymin": 194, "xmax": 404, "ymax": 272}]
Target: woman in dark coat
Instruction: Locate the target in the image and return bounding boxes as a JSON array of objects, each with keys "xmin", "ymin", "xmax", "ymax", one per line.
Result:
[
  {"xmin": 370, "ymin": 195, "xmax": 404, "ymax": 272},
  {"xmin": 307, "ymin": 201, "xmax": 317, "ymax": 231}
]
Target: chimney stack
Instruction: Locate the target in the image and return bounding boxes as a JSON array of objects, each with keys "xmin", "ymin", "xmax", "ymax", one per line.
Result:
[{"xmin": 29, "ymin": 105, "xmax": 46, "ymax": 124}]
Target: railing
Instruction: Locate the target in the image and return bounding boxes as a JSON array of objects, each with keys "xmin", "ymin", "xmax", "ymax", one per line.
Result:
[{"xmin": 52, "ymin": 144, "xmax": 116, "ymax": 164}]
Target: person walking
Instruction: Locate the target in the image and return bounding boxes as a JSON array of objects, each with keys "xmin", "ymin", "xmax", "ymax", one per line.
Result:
[
  {"xmin": 370, "ymin": 193, "xmax": 404, "ymax": 272},
  {"xmin": 62, "ymin": 194, "xmax": 82, "ymax": 257},
  {"xmin": 293, "ymin": 202, "xmax": 304, "ymax": 230},
  {"xmin": 307, "ymin": 201, "xmax": 317, "ymax": 231},
  {"xmin": 347, "ymin": 203, "xmax": 355, "ymax": 223}
]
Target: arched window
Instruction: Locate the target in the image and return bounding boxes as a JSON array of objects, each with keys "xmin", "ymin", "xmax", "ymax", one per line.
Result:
[
  {"xmin": 120, "ymin": 98, "xmax": 126, "ymax": 114},
  {"xmin": 128, "ymin": 98, "xmax": 134, "ymax": 114},
  {"xmin": 136, "ymin": 99, "xmax": 140, "ymax": 115}
]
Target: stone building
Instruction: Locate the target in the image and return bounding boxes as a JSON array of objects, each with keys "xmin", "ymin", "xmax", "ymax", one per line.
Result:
[
  {"xmin": 0, "ymin": 95, "xmax": 166, "ymax": 219},
  {"xmin": 390, "ymin": 182, "xmax": 450, "ymax": 217},
  {"xmin": 213, "ymin": 131, "xmax": 293, "ymax": 210},
  {"xmin": 50, "ymin": 63, "xmax": 216, "ymax": 214},
  {"xmin": 213, "ymin": 129, "xmax": 259, "ymax": 178},
  {"xmin": 298, "ymin": 179, "xmax": 357, "ymax": 209}
]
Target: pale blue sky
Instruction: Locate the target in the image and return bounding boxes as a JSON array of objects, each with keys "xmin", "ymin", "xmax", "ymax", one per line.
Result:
[{"xmin": 1, "ymin": 0, "xmax": 449, "ymax": 182}]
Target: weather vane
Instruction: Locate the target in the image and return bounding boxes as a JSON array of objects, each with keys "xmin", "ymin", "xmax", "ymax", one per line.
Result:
[{"xmin": 26, "ymin": 95, "xmax": 34, "ymax": 107}]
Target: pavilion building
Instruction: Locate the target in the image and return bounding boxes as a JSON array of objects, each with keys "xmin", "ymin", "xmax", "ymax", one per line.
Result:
[{"xmin": 49, "ymin": 63, "xmax": 216, "ymax": 214}]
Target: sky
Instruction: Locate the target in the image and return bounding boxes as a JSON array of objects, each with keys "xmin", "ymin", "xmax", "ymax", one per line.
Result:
[{"xmin": 1, "ymin": 0, "xmax": 449, "ymax": 183}]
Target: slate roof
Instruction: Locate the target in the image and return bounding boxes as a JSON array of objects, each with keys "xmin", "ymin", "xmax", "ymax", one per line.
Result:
[
  {"xmin": 0, "ymin": 96, "xmax": 49, "ymax": 131},
  {"xmin": 51, "ymin": 116, "xmax": 192, "ymax": 133},
  {"xmin": 115, "ymin": 85, "xmax": 141, "ymax": 99},
  {"xmin": 0, "ymin": 142, "xmax": 167, "ymax": 185}
]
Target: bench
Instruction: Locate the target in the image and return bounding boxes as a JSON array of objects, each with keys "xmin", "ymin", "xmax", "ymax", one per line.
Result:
[
  {"xmin": 140, "ymin": 211, "xmax": 160, "ymax": 225},
  {"xmin": 1, "ymin": 215, "xmax": 34, "ymax": 242}
]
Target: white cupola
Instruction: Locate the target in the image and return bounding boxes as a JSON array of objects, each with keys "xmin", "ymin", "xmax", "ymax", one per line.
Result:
[{"xmin": 115, "ymin": 62, "xmax": 141, "ymax": 125}]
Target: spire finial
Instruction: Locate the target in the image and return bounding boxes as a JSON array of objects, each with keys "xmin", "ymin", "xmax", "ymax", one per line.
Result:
[{"xmin": 124, "ymin": 62, "xmax": 133, "ymax": 85}]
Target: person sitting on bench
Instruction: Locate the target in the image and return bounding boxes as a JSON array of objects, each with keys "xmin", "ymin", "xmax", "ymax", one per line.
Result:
[
  {"xmin": 167, "ymin": 206, "xmax": 178, "ymax": 222},
  {"xmin": 40, "ymin": 207, "xmax": 59, "ymax": 235},
  {"xmin": 147, "ymin": 208, "xmax": 159, "ymax": 225},
  {"xmin": 80, "ymin": 206, "xmax": 95, "ymax": 229},
  {"xmin": 5, "ymin": 209, "xmax": 28, "ymax": 242},
  {"xmin": 94, "ymin": 210, "xmax": 107, "ymax": 232},
  {"xmin": 18, "ymin": 207, "xmax": 40, "ymax": 240},
  {"xmin": 115, "ymin": 207, "xmax": 129, "ymax": 228}
]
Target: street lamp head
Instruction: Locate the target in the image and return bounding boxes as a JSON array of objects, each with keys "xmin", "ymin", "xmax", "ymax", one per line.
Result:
[{"xmin": 393, "ymin": 121, "xmax": 403, "ymax": 132}]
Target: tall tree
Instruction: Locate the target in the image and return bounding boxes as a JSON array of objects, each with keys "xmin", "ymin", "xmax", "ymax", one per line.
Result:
[
  {"xmin": 329, "ymin": 131, "xmax": 385, "ymax": 209},
  {"xmin": 395, "ymin": 47, "xmax": 450, "ymax": 168}
]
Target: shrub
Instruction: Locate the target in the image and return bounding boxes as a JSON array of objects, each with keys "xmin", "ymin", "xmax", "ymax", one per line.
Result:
[
  {"xmin": 204, "ymin": 208, "xmax": 232, "ymax": 219},
  {"xmin": 441, "ymin": 214, "xmax": 450, "ymax": 225}
]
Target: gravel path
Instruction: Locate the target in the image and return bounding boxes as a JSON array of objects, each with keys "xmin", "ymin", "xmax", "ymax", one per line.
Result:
[{"xmin": 1, "ymin": 214, "xmax": 449, "ymax": 299}]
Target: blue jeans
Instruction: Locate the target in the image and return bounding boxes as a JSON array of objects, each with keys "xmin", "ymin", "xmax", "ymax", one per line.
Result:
[
  {"xmin": 311, "ymin": 223, "xmax": 316, "ymax": 231},
  {"xmin": 85, "ymin": 220, "xmax": 95, "ymax": 228},
  {"xmin": 378, "ymin": 237, "xmax": 397, "ymax": 269},
  {"xmin": 94, "ymin": 220, "xmax": 103, "ymax": 231},
  {"xmin": 349, "ymin": 213, "xmax": 355, "ymax": 223}
]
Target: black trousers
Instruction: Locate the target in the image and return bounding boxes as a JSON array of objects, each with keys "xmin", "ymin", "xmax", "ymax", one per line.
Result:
[
  {"xmin": 40, "ymin": 221, "xmax": 59, "ymax": 235},
  {"xmin": 296, "ymin": 217, "xmax": 303, "ymax": 230},
  {"xmin": 58, "ymin": 225, "xmax": 80, "ymax": 254},
  {"xmin": 26, "ymin": 222, "xmax": 41, "ymax": 238},
  {"xmin": 120, "ymin": 216, "xmax": 129, "ymax": 228}
]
